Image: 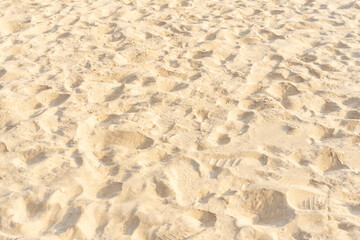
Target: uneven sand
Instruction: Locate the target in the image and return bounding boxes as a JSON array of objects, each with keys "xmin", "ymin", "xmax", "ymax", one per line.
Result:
[{"xmin": 0, "ymin": 0, "xmax": 360, "ymax": 239}]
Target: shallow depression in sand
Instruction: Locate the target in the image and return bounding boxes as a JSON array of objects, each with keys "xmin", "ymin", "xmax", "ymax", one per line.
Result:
[{"xmin": 88, "ymin": 128, "xmax": 154, "ymax": 150}]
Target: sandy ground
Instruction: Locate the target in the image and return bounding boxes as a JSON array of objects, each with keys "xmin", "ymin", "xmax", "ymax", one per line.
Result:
[{"xmin": 0, "ymin": 0, "xmax": 360, "ymax": 239}]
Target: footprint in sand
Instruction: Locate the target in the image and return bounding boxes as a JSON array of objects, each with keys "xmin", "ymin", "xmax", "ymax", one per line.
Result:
[
  {"xmin": 96, "ymin": 182, "xmax": 123, "ymax": 199},
  {"xmin": 36, "ymin": 91, "xmax": 70, "ymax": 107},
  {"xmin": 243, "ymin": 188, "xmax": 295, "ymax": 226}
]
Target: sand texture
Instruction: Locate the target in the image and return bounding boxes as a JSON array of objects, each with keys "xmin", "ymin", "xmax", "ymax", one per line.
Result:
[{"xmin": 0, "ymin": 0, "xmax": 360, "ymax": 239}]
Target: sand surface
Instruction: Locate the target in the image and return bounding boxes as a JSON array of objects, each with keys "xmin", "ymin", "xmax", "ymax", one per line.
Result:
[{"xmin": 0, "ymin": 0, "xmax": 360, "ymax": 239}]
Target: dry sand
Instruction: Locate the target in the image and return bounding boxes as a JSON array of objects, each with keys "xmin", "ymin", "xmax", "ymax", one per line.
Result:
[{"xmin": 0, "ymin": 0, "xmax": 360, "ymax": 239}]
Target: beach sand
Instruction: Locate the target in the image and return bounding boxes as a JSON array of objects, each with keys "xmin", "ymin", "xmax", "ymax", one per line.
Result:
[{"xmin": 0, "ymin": 0, "xmax": 359, "ymax": 239}]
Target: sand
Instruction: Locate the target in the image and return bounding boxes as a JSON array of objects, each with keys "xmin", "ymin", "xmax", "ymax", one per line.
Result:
[{"xmin": 0, "ymin": 0, "xmax": 360, "ymax": 239}]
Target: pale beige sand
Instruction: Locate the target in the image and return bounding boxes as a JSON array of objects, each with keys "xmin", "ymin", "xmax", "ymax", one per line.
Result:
[{"xmin": 0, "ymin": 0, "xmax": 360, "ymax": 239}]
